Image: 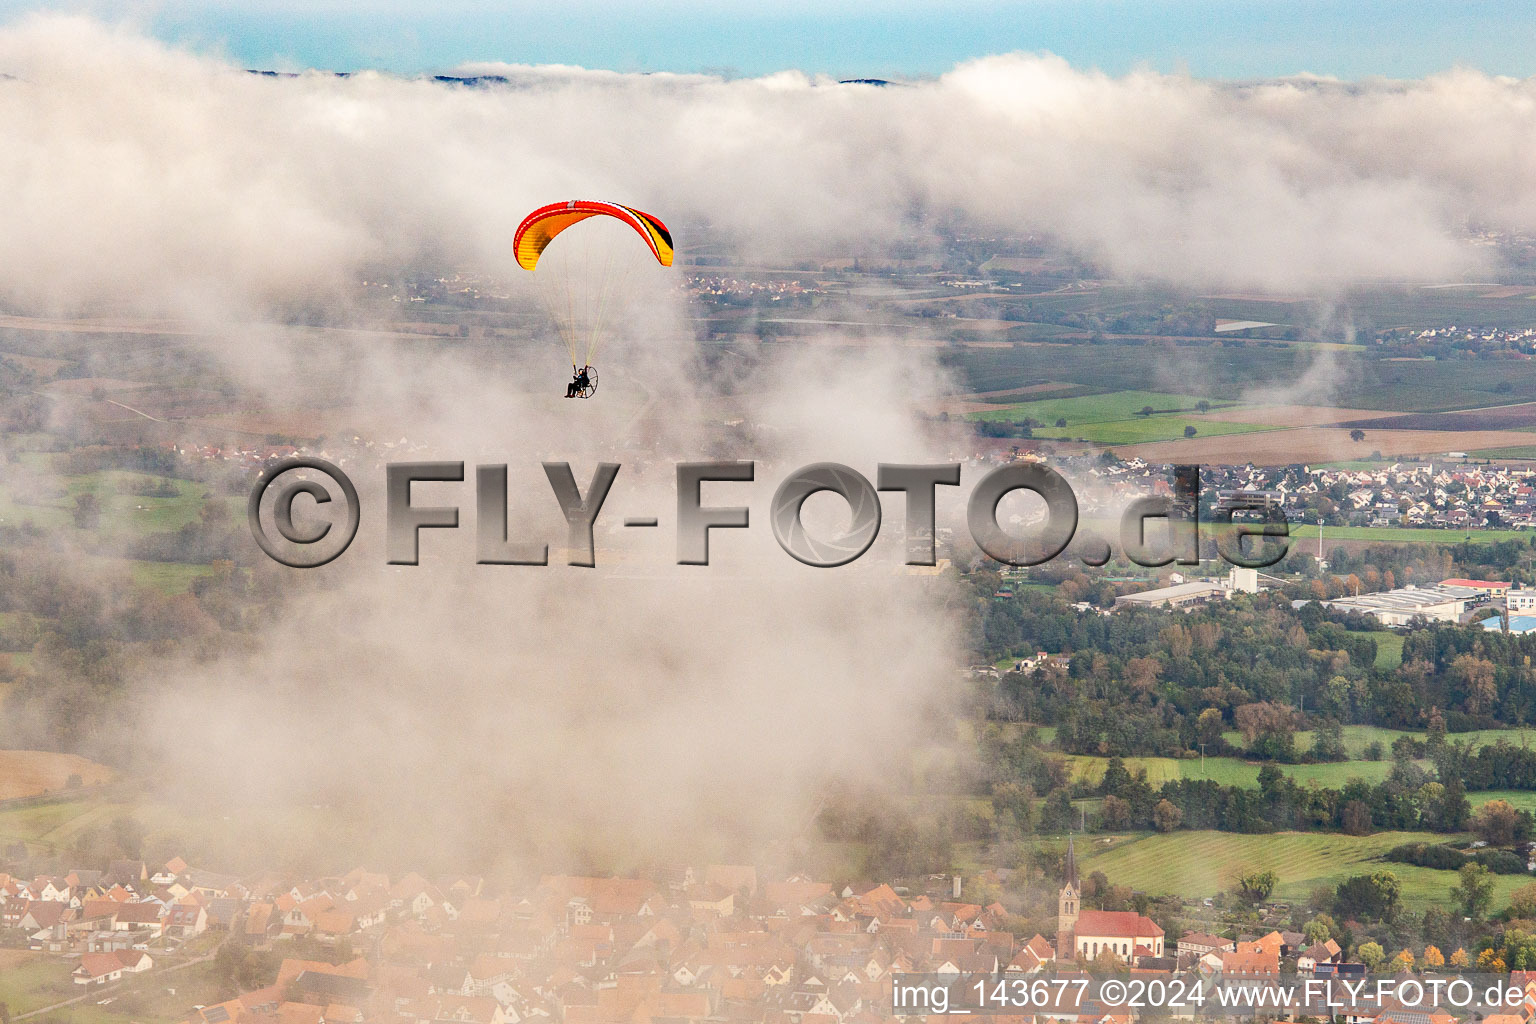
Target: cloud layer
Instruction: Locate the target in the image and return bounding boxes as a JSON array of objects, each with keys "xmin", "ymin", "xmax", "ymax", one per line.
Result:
[
  {"xmin": 0, "ymin": 15, "xmax": 1532, "ymax": 317},
  {"xmin": 4, "ymin": 16, "xmax": 1531, "ymax": 872}
]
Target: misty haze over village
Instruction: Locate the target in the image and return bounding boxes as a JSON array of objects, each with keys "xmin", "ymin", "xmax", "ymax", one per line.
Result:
[{"xmin": 13, "ymin": 8, "xmax": 1536, "ymax": 1024}]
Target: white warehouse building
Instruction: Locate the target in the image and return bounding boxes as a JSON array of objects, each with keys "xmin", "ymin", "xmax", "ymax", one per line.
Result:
[
  {"xmin": 1322, "ymin": 583, "xmax": 1482, "ymax": 627},
  {"xmin": 1112, "ymin": 567, "xmax": 1262, "ymax": 612}
]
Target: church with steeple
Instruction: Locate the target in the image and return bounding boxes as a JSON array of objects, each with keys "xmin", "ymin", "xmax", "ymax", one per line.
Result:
[
  {"xmin": 1055, "ymin": 834, "xmax": 1080, "ymax": 959},
  {"xmin": 1055, "ymin": 834, "xmax": 1165, "ymax": 965}
]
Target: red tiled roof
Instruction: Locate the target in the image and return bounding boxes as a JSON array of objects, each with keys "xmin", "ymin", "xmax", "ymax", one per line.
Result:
[{"xmin": 1073, "ymin": 910, "xmax": 1163, "ymax": 940}]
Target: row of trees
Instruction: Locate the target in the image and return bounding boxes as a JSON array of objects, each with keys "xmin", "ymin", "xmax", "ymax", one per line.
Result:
[{"xmin": 983, "ymin": 740, "xmax": 1536, "ymax": 841}]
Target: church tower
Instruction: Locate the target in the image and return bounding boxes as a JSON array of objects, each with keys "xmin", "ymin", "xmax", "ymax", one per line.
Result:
[{"xmin": 1057, "ymin": 834, "xmax": 1080, "ymax": 959}]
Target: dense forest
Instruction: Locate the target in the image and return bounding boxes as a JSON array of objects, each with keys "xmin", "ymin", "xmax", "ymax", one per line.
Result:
[
  {"xmin": 0, "ymin": 444, "xmax": 297, "ymax": 756},
  {"xmin": 974, "ymin": 579, "xmax": 1536, "ymax": 757}
]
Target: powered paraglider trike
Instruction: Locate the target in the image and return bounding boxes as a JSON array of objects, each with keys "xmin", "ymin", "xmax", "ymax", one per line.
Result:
[{"xmin": 513, "ymin": 200, "xmax": 674, "ymax": 399}]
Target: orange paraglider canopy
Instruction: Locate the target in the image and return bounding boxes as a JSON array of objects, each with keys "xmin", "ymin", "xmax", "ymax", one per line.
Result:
[{"xmin": 513, "ymin": 200, "xmax": 674, "ymax": 271}]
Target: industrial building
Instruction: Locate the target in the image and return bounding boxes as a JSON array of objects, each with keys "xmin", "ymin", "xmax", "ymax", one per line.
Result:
[
  {"xmin": 1442, "ymin": 578, "xmax": 1511, "ymax": 598},
  {"xmin": 1114, "ymin": 580, "xmax": 1229, "ymax": 611},
  {"xmin": 1113, "ymin": 567, "xmax": 1261, "ymax": 612},
  {"xmin": 1508, "ymin": 587, "xmax": 1536, "ymax": 613},
  {"xmin": 1322, "ymin": 583, "xmax": 1482, "ymax": 627}
]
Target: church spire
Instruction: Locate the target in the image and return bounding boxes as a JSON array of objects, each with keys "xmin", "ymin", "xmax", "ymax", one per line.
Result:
[{"xmin": 1057, "ymin": 833, "xmax": 1081, "ymax": 961}]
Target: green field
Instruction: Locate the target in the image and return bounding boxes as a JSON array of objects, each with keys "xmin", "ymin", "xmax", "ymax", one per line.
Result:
[
  {"xmin": 0, "ymin": 465, "xmax": 232, "ymax": 605},
  {"xmin": 0, "ymin": 794, "xmax": 297, "ymax": 866},
  {"xmin": 969, "ymin": 390, "xmax": 1230, "ymax": 425},
  {"xmin": 1063, "ymin": 752, "xmax": 1406, "ymax": 788},
  {"xmin": 966, "ymin": 388, "xmax": 1277, "ymax": 445},
  {"xmin": 1065, "ymin": 721, "xmax": 1536, "ymax": 787},
  {"xmin": 0, "ymin": 469, "xmax": 238, "ymax": 539},
  {"xmin": 0, "ymin": 798, "xmax": 120, "ymax": 848},
  {"xmin": 1213, "ymin": 724, "xmax": 1526, "ymax": 757},
  {"xmin": 1345, "ymin": 289, "xmax": 1536, "ymax": 334},
  {"xmin": 0, "ymin": 789, "xmax": 467, "ymax": 877},
  {"xmin": 1064, "ymin": 754, "xmax": 1186, "ymax": 787},
  {"xmin": 1076, "ymin": 829, "xmax": 1531, "ymax": 909},
  {"xmin": 1058, "ymin": 722, "xmax": 1536, "ymax": 831},
  {"xmin": 1311, "ymin": 725, "xmax": 1525, "ymax": 755},
  {"xmin": 1202, "ymin": 757, "xmax": 1406, "ymax": 788},
  {"xmin": 127, "ymin": 560, "xmax": 217, "ymax": 595},
  {"xmin": 1471, "ymin": 790, "xmax": 1536, "ymax": 814},
  {"xmin": 1288, "ymin": 523, "xmax": 1531, "ymax": 545},
  {"xmin": 977, "ymin": 720, "xmax": 1060, "ymax": 745},
  {"xmin": 70, "ymin": 471, "xmax": 209, "ymax": 529},
  {"xmin": 0, "ymin": 482, "xmax": 71, "ymax": 530},
  {"xmin": 0, "ymin": 945, "xmax": 230, "ymax": 1023},
  {"xmin": 1470, "ymin": 446, "xmax": 1536, "ymax": 460},
  {"xmin": 0, "ymin": 952, "xmax": 75, "ymax": 1019},
  {"xmin": 952, "ymin": 332, "xmax": 1536, "ymax": 412},
  {"xmin": 1367, "ymin": 631, "xmax": 1406, "ymax": 670}
]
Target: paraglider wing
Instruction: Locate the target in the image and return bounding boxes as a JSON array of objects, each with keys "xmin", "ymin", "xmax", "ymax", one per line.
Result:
[
  {"xmin": 515, "ymin": 199, "xmax": 676, "ymax": 381},
  {"xmin": 514, "ymin": 200, "xmax": 674, "ymax": 271}
]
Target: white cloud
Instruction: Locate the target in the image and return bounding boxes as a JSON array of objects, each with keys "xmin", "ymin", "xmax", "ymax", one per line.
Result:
[{"xmin": 0, "ymin": 16, "xmax": 1526, "ymax": 320}]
